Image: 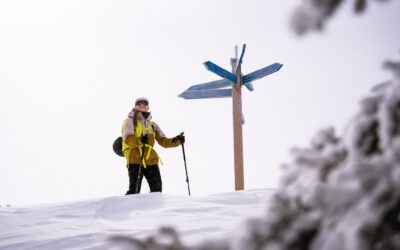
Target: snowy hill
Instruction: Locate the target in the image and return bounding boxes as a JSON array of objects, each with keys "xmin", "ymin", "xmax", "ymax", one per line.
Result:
[{"xmin": 0, "ymin": 189, "xmax": 274, "ymax": 250}]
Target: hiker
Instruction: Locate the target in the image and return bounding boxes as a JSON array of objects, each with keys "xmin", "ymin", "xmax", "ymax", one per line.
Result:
[{"xmin": 121, "ymin": 97, "xmax": 185, "ymax": 195}]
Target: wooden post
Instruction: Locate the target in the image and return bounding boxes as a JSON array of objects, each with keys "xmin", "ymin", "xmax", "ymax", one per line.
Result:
[{"xmin": 231, "ymin": 46, "xmax": 244, "ymax": 191}]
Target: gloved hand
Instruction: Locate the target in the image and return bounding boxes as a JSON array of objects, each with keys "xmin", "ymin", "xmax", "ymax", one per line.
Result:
[
  {"xmin": 172, "ymin": 133, "xmax": 185, "ymax": 144},
  {"xmin": 141, "ymin": 134, "xmax": 148, "ymax": 144}
]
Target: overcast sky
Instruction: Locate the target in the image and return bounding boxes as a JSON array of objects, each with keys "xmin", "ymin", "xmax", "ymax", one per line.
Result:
[{"xmin": 1, "ymin": 0, "xmax": 399, "ymax": 206}]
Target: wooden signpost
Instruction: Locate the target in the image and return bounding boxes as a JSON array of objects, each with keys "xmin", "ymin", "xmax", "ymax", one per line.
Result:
[{"xmin": 179, "ymin": 44, "xmax": 283, "ymax": 191}]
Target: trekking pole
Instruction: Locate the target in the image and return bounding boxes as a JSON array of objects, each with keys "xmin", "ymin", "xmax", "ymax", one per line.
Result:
[
  {"xmin": 135, "ymin": 142, "xmax": 146, "ymax": 194},
  {"xmin": 180, "ymin": 133, "xmax": 191, "ymax": 196}
]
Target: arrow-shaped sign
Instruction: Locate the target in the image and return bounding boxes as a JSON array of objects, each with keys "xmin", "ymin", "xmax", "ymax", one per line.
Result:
[
  {"xmin": 178, "ymin": 88, "xmax": 232, "ymax": 99},
  {"xmin": 203, "ymin": 61, "xmax": 237, "ymax": 83},
  {"xmin": 237, "ymin": 44, "xmax": 246, "ymax": 68},
  {"xmin": 187, "ymin": 79, "xmax": 232, "ymax": 91},
  {"xmin": 243, "ymin": 63, "xmax": 283, "ymax": 84},
  {"xmin": 244, "ymin": 82, "xmax": 254, "ymax": 91}
]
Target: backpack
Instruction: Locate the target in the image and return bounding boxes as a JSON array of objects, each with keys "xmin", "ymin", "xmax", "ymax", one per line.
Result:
[{"xmin": 113, "ymin": 136, "xmax": 124, "ymax": 157}]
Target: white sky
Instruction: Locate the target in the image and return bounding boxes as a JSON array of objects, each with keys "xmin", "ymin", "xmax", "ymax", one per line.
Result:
[{"xmin": 1, "ymin": 0, "xmax": 399, "ymax": 206}]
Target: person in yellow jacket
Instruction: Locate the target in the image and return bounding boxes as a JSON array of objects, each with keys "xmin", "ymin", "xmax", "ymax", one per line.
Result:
[{"xmin": 122, "ymin": 97, "xmax": 185, "ymax": 195}]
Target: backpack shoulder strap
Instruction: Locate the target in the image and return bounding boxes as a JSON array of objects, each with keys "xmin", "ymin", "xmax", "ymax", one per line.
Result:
[{"xmin": 121, "ymin": 118, "xmax": 129, "ymax": 135}]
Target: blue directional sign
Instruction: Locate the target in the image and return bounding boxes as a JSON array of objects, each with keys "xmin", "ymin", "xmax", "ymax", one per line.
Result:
[
  {"xmin": 238, "ymin": 44, "xmax": 246, "ymax": 67},
  {"xmin": 187, "ymin": 79, "xmax": 232, "ymax": 91},
  {"xmin": 178, "ymin": 44, "xmax": 283, "ymax": 100},
  {"xmin": 244, "ymin": 82, "xmax": 254, "ymax": 91},
  {"xmin": 243, "ymin": 63, "xmax": 283, "ymax": 84},
  {"xmin": 178, "ymin": 89, "xmax": 232, "ymax": 99},
  {"xmin": 203, "ymin": 61, "xmax": 237, "ymax": 83}
]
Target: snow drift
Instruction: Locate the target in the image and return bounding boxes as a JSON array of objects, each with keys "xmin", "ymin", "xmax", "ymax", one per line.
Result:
[{"xmin": 0, "ymin": 190, "xmax": 273, "ymax": 250}]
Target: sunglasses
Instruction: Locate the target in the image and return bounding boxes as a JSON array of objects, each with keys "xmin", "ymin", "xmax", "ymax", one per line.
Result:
[{"xmin": 135, "ymin": 101, "xmax": 149, "ymax": 106}]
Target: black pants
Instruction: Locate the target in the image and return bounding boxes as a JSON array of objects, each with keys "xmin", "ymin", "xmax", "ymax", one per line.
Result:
[{"xmin": 126, "ymin": 164, "xmax": 162, "ymax": 195}]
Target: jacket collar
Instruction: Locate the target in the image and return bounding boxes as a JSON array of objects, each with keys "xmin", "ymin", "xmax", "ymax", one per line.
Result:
[{"xmin": 128, "ymin": 110, "xmax": 152, "ymax": 122}]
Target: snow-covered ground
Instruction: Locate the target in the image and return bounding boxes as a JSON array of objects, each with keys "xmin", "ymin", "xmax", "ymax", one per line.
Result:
[{"xmin": 0, "ymin": 189, "xmax": 274, "ymax": 250}]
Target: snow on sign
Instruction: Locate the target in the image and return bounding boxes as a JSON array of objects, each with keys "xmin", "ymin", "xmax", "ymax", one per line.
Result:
[{"xmin": 178, "ymin": 44, "xmax": 283, "ymax": 191}]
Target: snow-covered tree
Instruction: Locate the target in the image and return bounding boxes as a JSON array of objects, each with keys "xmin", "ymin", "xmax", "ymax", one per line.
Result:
[{"xmin": 291, "ymin": 0, "xmax": 389, "ymax": 35}]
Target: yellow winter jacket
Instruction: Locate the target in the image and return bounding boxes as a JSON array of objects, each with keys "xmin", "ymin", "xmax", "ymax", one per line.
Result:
[{"xmin": 122, "ymin": 111, "xmax": 180, "ymax": 167}]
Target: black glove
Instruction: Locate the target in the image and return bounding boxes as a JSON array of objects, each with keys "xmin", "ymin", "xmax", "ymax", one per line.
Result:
[
  {"xmin": 141, "ymin": 134, "xmax": 148, "ymax": 144},
  {"xmin": 172, "ymin": 133, "xmax": 185, "ymax": 144}
]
